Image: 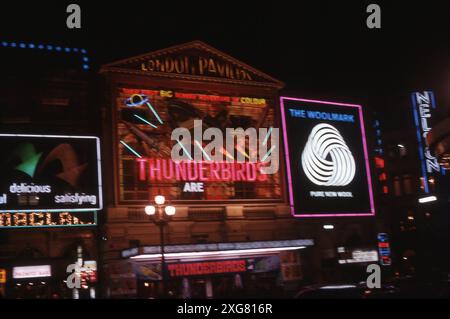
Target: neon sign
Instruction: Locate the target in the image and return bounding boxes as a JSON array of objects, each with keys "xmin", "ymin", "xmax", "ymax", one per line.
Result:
[
  {"xmin": 377, "ymin": 233, "xmax": 391, "ymax": 266},
  {"xmin": 0, "ymin": 134, "xmax": 102, "ymax": 212},
  {"xmin": 138, "ymin": 159, "xmax": 269, "ymax": 183},
  {"xmin": 301, "ymin": 123, "xmax": 356, "ymax": 186},
  {"xmin": 117, "ymin": 87, "xmax": 281, "ymax": 202},
  {"xmin": 280, "ymin": 97, "xmax": 374, "ymax": 217},
  {"xmin": 0, "ymin": 211, "xmax": 97, "ymax": 228},
  {"xmin": 140, "ymin": 55, "xmax": 253, "ymax": 81},
  {"xmin": 411, "ymin": 91, "xmax": 445, "ymax": 193},
  {"xmin": 167, "ymin": 260, "xmax": 247, "ymax": 277},
  {"xmin": 13, "ymin": 265, "xmax": 51, "ymax": 279}
]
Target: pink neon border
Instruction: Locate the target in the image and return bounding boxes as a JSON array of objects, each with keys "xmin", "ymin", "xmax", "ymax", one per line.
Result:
[{"xmin": 279, "ymin": 97, "xmax": 375, "ymax": 218}]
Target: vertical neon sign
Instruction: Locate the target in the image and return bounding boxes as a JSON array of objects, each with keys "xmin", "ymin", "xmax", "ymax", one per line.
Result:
[{"xmin": 411, "ymin": 91, "xmax": 445, "ymax": 194}]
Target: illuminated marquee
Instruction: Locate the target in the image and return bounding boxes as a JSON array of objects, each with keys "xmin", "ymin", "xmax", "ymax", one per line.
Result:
[
  {"xmin": 140, "ymin": 55, "xmax": 253, "ymax": 81},
  {"xmin": 13, "ymin": 265, "xmax": 51, "ymax": 279},
  {"xmin": 167, "ymin": 260, "xmax": 247, "ymax": 277},
  {"xmin": 0, "ymin": 211, "xmax": 97, "ymax": 228},
  {"xmin": 280, "ymin": 97, "xmax": 374, "ymax": 217},
  {"xmin": 117, "ymin": 88, "xmax": 281, "ymax": 202},
  {"xmin": 137, "ymin": 159, "xmax": 269, "ymax": 182}
]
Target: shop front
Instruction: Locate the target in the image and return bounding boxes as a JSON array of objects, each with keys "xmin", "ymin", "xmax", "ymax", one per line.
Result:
[{"xmin": 107, "ymin": 239, "xmax": 313, "ymax": 298}]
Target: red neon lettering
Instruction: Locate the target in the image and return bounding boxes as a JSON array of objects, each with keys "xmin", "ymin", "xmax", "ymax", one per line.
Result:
[
  {"xmin": 199, "ymin": 162, "xmax": 208, "ymax": 181},
  {"xmin": 187, "ymin": 162, "xmax": 198, "ymax": 180},
  {"xmin": 256, "ymin": 162, "xmax": 268, "ymax": 181},
  {"xmin": 210, "ymin": 163, "xmax": 221, "ymax": 181},
  {"xmin": 149, "ymin": 159, "xmax": 162, "ymax": 181},
  {"xmin": 137, "ymin": 159, "xmax": 147, "ymax": 181},
  {"xmin": 162, "ymin": 159, "xmax": 174, "ymax": 180},
  {"xmin": 140, "ymin": 159, "xmax": 267, "ymax": 183},
  {"xmin": 175, "ymin": 92, "xmax": 197, "ymax": 100},
  {"xmin": 175, "ymin": 161, "xmax": 188, "ymax": 180},
  {"xmin": 246, "ymin": 163, "xmax": 257, "ymax": 181},
  {"xmin": 220, "ymin": 163, "xmax": 232, "ymax": 181},
  {"xmin": 235, "ymin": 163, "xmax": 246, "ymax": 181}
]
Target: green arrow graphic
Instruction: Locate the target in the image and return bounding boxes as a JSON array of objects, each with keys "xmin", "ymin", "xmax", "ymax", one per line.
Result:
[{"xmin": 14, "ymin": 143, "xmax": 43, "ymax": 178}]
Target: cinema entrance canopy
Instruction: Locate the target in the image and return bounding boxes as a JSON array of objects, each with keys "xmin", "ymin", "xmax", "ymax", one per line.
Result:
[{"xmin": 122, "ymin": 239, "xmax": 314, "ymax": 260}]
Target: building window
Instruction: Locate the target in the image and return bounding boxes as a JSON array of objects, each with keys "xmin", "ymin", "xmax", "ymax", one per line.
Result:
[
  {"xmin": 402, "ymin": 175, "xmax": 413, "ymax": 194},
  {"xmin": 393, "ymin": 176, "xmax": 402, "ymax": 196},
  {"xmin": 397, "ymin": 144, "xmax": 407, "ymax": 157}
]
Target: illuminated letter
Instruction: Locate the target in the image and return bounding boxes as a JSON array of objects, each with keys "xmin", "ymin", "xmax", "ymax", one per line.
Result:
[
  {"xmin": 208, "ymin": 59, "xmax": 217, "ymax": 74},
  {"xmin": 198, "ymin": 57, "xmax": 208, "ymax": 75},
  {"xmin": 162, "ymin": 159, "xmax": 174, "ymax": 180},
  {"xmin": 220, "ymin": 163, "xmax": 232, "ymax": 181},
  {"xmin": 149, "ymin": 159, "xmax": 162, "ymax": 181},
  {"xmin": 14, "ymin": 213, "xmax": 28, "ymax": 226},
  {"xmin": 60, "ymin": 212, "xmax": 73, "ymax": 225},
  {"xmin": 165, "ymin": 58, "xmax": 174, "ymax": 73},
  {"xmin": 137, "ymin": 159, "xmax": 147, "ymax": 181}
]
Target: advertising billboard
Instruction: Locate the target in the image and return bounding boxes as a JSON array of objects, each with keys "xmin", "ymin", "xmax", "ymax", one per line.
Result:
[
  {"xmin": 116, "ymin": 88, "xmax": 281, "ymax": 203},
  {"xmin": 0, "ymin": 211, "xmax": 97, "ymax": 228},
  {"xmin": 410, "ymin": 91, "xmax": 446, "ymax": 193},
  {"xmin": 0, "ymin": 134, "xmax": 102, "ymax": 212},
  {"xmin": 12, "ymin": 265, "xmax": 52, "ymax": 279},
  {"xmin": 280, "ymin": 97, "xmax": 374, "ymax": 217}
]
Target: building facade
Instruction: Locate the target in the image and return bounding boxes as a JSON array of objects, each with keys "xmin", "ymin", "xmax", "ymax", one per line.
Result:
[
  {"xmin": 0, "ymin": 41, "xmax": 99, "ymax": 299},
  {"xmin": 98, "ymin": 41, "xmax": 378, "ymax": 298}
]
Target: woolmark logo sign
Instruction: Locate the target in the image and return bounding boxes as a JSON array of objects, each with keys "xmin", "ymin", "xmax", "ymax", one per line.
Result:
[
  {"xmin": 301, "ymin": 123, "xmax": 356, "ymax": 187},
  {"xmin": 280, "ymin": 97, "xmax": 374, "ymax": 217}
]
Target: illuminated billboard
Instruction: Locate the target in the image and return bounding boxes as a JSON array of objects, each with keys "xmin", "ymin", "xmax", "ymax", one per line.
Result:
[
  {"xmin": 280, "ymin": 97, "xmax": 374, "ymax": 217},
  {"xmin": 0, "ymin": 211, "xmax": 97, "ymax": 228},
  {"xmin": 116, "ymin": 88, "xmax": 281, "ymax": 203},
  {"xmin": 0, "ymin": 134, "xmax": 102, "ymax": 212},
  {"xmin": 13, "ymin": 265, "xmax": 52, "ymax": 279},
  {"xmin": 410, "ymin": 91, "xmax": 446, "ymax": 193}
]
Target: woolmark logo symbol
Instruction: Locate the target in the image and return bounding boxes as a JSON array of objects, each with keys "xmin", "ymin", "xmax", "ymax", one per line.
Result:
[{"xmin": 301, "ymin": 123, "xmax": 356, "ymax": 186}]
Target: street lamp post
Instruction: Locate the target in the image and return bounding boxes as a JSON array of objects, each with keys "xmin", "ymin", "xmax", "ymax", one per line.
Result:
[{"xmin": 145, "ymin": 195, "xmax": 176, "ymax": 298}]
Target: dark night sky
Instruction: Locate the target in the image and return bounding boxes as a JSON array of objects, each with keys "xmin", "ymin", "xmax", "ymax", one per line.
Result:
[{"xmin": 2, "ymin": 1, "xmax": 450, "ymax": 126}]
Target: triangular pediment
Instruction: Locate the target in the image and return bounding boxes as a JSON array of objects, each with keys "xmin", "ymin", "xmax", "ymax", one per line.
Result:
[{"xmin": 100, "ymin": 41, "xmax": 284, "ymax": 88}]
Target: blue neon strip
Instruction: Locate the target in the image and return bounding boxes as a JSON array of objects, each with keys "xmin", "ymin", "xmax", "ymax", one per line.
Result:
[
  {"xmin": 411, "ymin": 93, "xmax": 429, "ymax": 193},
  {"xmin": 262, "ymin": 127, "xmax": 273, "ymax": 146},
  {"xmin": 176, "ymin": 140, "xmax": 193, "ymax": 160},
  {"xmin": 120, "ymin": 140, "xmax": 142, "ymax": 158},
  {"xmin": 146, "ymin": 102, "xmax": 163, "ymax": 124},
  {"xmin": 194, "ymin": 140, "xmax": 211, "ymax": 161},
  {"xmin": 133, "ymin": 114, "xmax": 157, "ymax": 128},
  {"xmin": 429, "ymin": 91, "xmax": 437, "ymax": 109},
  {"xmin": 1, "ymin": 40, "xmax": 89, "ymax": 71},
  {"xmin": 261, "ymin": 145, "xmax": 276, "ymax": 162}
]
